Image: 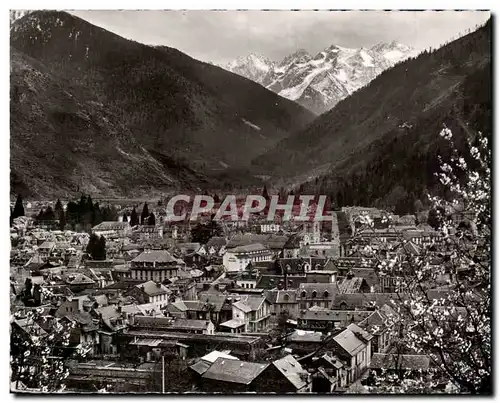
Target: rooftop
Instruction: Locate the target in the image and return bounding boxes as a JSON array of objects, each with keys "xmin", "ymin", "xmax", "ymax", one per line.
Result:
[{"xmin": 202, "ymin": 357, "xmax": 269, "ymax": 385}]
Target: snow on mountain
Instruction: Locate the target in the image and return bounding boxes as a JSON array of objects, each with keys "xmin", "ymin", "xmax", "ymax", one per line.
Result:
[
  {"xmin": 224, "ymin": 42, "xmax": 417, "ymax": 114},
  {"xmin": 225, "ymin": 53, "xmax": 275, "ymax": 84}
]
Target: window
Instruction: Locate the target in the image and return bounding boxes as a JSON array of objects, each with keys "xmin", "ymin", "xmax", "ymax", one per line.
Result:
[
  {"xmin": 283, "ymin": 294, "xmax": 289, "ymax": 302},
  {"xmin": 312, "ymin": 290, "xmax": 317, "ymax": 298},
  {"xmin": 301, "ymin": 291, "xmax": 307, "ymax": 298},
  {"xmin": 324, "ymin": 291, "xmax": 329, "ymax": 298}
]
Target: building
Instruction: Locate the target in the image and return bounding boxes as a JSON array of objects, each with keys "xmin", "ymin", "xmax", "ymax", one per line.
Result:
[
  {"xmin": 297, "ymin": 283, "xmax": 340, "ymax": 310},
  {"xmin": 223, "ymin": 243, "xmax": 274, "ymax": 274},
  {"xmin": 265, "ymin": 289, "xmax": 299, "ymax": 319},
  {"xmin": 358, "ymin": 305, "xmax": 399, "ymax": 354},
  {"xmin": 126, "ymin": 281, "xmax": 171, "ymax": 304},
  {"xmin": 331, "ymin": 323, "xmax": 373, "ymax": 383},
  {"xmin": 199, "ymin": 357, "xmax": 269, "ymax": 393},
  {"xmin": 132, "ymin": 315, "xmax": 215, "ymax": 335},
  {"xmin": 297, "ymin": 307, "xmax": 372, "ymax": 332},
  {"xmin": 91, "ymin": 221, "xmax": 131, "ymax": 238},
  {"xmin": 260, "ymin": 223, "xmax": 281, "ymax": 233},
  {"xmin": 130, "ymin": 250, "xmax": 185, "ymax": 282},
  {"xmin": 37, "ymin": 241, "xmax": 55, "ymax": 260},
  {"xmin": 220, "ymin": 295, "xmax": 271, "ymax": 333}
]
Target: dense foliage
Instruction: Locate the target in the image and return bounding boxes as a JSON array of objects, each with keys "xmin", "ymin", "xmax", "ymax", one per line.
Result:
[{"xmin": 359, "ymin": 128, "xmax": 491, "ymax": 394}]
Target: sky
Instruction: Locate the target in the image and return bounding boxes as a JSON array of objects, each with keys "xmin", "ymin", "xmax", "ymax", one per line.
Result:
[{"xmin": 66, "ymin": 10, "xmax": 489, "ymax": 65}]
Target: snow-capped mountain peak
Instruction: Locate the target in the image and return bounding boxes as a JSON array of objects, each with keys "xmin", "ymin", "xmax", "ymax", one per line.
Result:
[
  {"xmin": 223, "ymin": 41, "xmax": 416, "ymax": 114},
  {"xmin": 226, "ymin": 53, "xmax": 275, "ymax": 84}
]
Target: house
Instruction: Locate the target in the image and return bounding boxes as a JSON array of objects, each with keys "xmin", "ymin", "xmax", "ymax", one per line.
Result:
[
  {"xmin": 338, "ymin": 274, "xmax": 371, "ymax": 294},
  {"xmin": 189, "ymin": 351, "xmax": 239, "ymax": 377},
  {"xmin": 126, "ymin": 281, "xmax": 171, "ymax": 305},
  {"xmin": 130, "ymin": 250, "xmax": 185, "ymax": 282},
  {"xmin": 331, "ymin": 323, "xmax": 373, "ymax": 383},
  {"xmin": 297, "ymin": 283, "xmax": 340, "ymax": 310},
  {"xmin": 206, "ymin": 237, "xmax": 228, "ymax": 256},
  {"xmin": 37, "ymin": 241, "xmax": 55, "ymax": 260},
  {"xmin": 308, "ymin": 353, "xmax": 349, "ymax": 392},
  {"xmin": 91, "ymin": 221, "xmax": 131, "ymax": 238},
  {"xmin": 220, "ymin": 295, "xmax": 271, "ymax": 333},
  {"xmin": 258, "ymin": 355, "xmax": 311, "ymax": 393},
  {"xmin": 57, "ymin": 312, "xmax": 100, "ymax": 354},
  {"xmin": 358, "ymin": 305, "xmax": 399, "ymax": 354},
  {"xmin": 93, "ymin": 305, "xmax": 129, "ymax": 355},
  {"xmin": 265, "ymin": 289, "xmax": 299, "ymax": 319},
  {"xmin": 285, "ymin": 330, "xmax": 324, "ymax": 355},
  {"xmin": 178, "ymin": 242, "xmax": 207, "ymax": 266},
  {"xmin": 223, "ymin": 243, "xmax": 274, "ymax": 274},
  {"xmin": 64, "ymin": 273, "xmax": 96, "ymax": 293},
  {"xmin": 199, "ymin": 357, "xmax": 269, "ymax": 393},
  {"xmin": 131, "ymin": 225, "xmax": 163, "ymax": 241},
  {"xmin": 297, "ymin": 307, "xmax": 372, "ymax": 332},
  {"xmin": 283, "ymin": 234, "xmax": 301, "ymax": 258}
]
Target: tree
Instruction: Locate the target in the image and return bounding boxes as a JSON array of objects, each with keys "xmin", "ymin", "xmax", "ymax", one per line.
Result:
[
  {"xmin": 86, "ymin": 234, "xmax": 106, "ymax": 260},
  {"xmin": 190, "ymin": 216, "xmax": 223, "ymax": 244},
  {"xmin": 148, "ymin": 212, "xmax": 156, "ymax": 226},
  {"xmin": 54, "ymin": 199, "xmax": 63, "ymax": 216},
  {"xmin": 58, "ymin": 210, "xmax": 66, "ymax": 231},
  {"xmin": 141, "ymin": 202, "xmax": 149, "ymax": 225},
  {"xmin": 130, "ymin": 207, "xmax": 139, "ymax": 227},
  {"xmin": 367, "ymin": 128, "xmax": 491, "ymax": 394},
  {"xmin": 12, "ymin": 194, "xmax": 25, "ymax": 219},
  {"xmin": 427, "ymin": 207, "xmax": 444, "ymax": 230},
  {"xmin": 11, "ymin": 308, "xmax": 90, "ymax": 392},
  {"xmin": 262, "ymin": 184, "xmax": 270, "ymax": 200}
]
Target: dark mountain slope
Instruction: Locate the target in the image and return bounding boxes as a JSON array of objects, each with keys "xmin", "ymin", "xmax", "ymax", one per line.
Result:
[
  {"xmin": 252, "ymin": 20, "xmax": 491, "ymax": 188},
  {"xmin": 10, "ymin": 47, "xmax": 206, "ymax": 198},
  {"xmin": 10, "ymin": 11, "xmax": 314, "ymax": 197},
  {"xmin": 303, "ymin": 62, "xmax": 491, "ymax": 214}
]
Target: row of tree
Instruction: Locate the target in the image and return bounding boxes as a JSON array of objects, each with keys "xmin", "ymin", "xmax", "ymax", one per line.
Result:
[{"xmin": 125, "ymin": 202, "xmax": 156, "ymax": 226}]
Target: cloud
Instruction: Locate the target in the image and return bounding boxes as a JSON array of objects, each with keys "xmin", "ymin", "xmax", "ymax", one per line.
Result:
[{"xmin": 69, "ymin": 10, "xmax": 490, "ymax": 64}]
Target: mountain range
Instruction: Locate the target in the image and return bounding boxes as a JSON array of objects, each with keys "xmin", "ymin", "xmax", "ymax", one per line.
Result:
[
  {"xmin": 10, "ymin": 11, "xmax": 491, "ymax": 211},
  {"xmin": 252, "ymin": 20, "xmax": 491, "ymax": 213},
  {"xmin": 224, "ymin": 42, "xmax": 417, "ymax": 114},
  {"xmin": 10, "ymin": 11, "xmax": 314, "ymax": 198}
]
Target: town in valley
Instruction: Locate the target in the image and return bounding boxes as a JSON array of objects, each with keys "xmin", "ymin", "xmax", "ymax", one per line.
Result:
[{"xmin": 9, "ymin": 10, "xmax": 491, "ymax": 395}]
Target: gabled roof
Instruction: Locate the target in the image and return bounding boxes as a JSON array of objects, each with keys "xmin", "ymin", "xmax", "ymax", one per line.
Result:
[
  {"xmin": 65, "ymin": 273, "xmax": 95, "ymax": 286},
  {"xmin": 333, "ymin": 328, "xmax": 367, "ymax": 357},
  {"xmin": 135, "ymin": 280, "xmax": 170, "ymax": 296},
  {"xmin": 272, "ymin": 355, "xmax": 307, "ymax": 390},
  {"xmin": 347, "ymin": 323, "xmax": 374, "ymax": 342},
  {"xmin": 38, "ymin": 241, "xmax": 56, "ymax": 250},
  {"xmin": 202, "ymin": 357, "xmax": 269, "ymax": 385},
  {"xmin": 338, "ymin": 277, "xmax": 369, "ymax": 294},
  {"xmin": 232, "ymin": 295, "xmax": 266, "ymax": 313}
]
